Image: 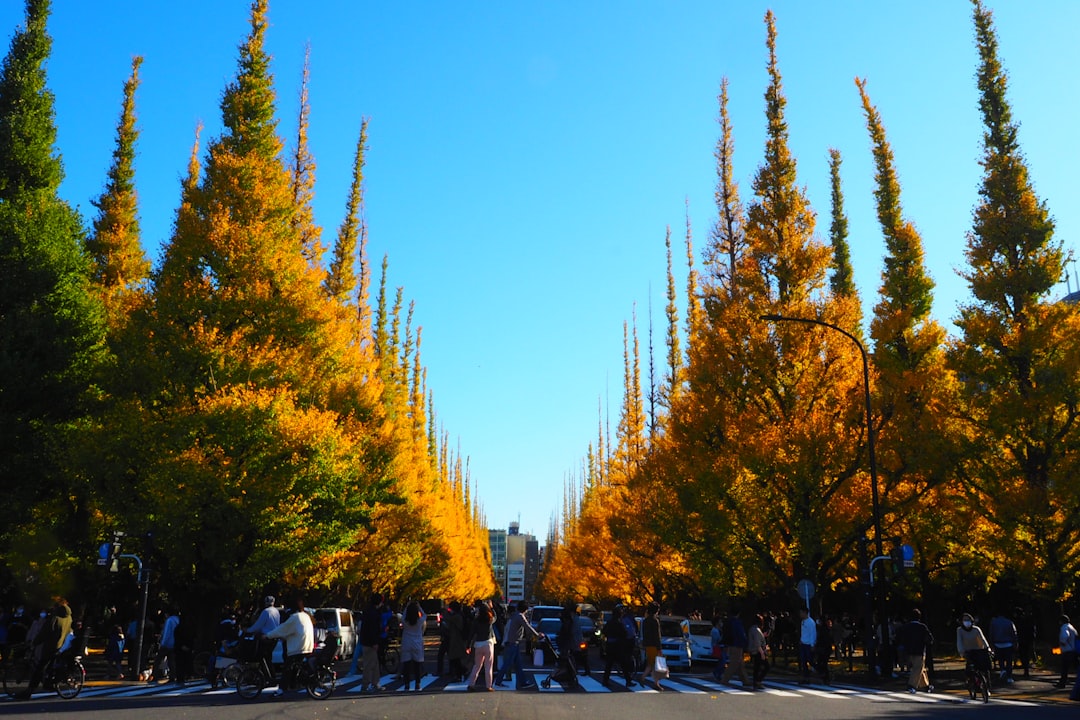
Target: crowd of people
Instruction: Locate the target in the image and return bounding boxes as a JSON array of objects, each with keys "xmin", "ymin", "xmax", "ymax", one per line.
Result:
[{"xmin": 3, "ymin": 595, "xmax": 1080, "ymax": 701}]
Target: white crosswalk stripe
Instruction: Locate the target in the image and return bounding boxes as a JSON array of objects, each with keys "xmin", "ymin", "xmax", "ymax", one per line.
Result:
[{"xmin": 0, "ymin": 672, "xmax": 1047, "ymax": 706}]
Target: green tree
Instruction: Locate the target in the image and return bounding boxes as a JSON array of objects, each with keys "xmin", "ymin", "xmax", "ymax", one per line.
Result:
[
  {"xmin": 0, "ymin": 0, "xmax": 105, "ymax": 598},
  {"xmin": 948, "ymin": 0, "xmax": 1080, "ymax": 600},
  {"xmin": 138, "ymin": 0, "xmax": 392, "ymax": 600},
  {"xmin": 827, "ymin": 148, "xmax": 857, "ymax": 301}
]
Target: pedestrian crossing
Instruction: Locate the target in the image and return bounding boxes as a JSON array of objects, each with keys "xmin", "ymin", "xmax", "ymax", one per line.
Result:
[{"xmin": 5, "ymin": 671, "xmax": 1041, "ymax": 706}]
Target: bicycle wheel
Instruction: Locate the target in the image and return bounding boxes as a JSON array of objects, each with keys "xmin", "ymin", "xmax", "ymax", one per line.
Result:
[
  {"xmin": 980, "ymin": 672, "xmax": 990, "ymax": 703},
  {"xmin": 222, "ymin": 662, "xmax": 243, "ymax": 688},
  {"xmin": 193, "ymin": 651, "xmax": 211, "ymax": 679},
  {"xmin": 55, "ymin": 660, "xmax": 85, "ymax": 699},
  {"xmin": 2, "ymin": 657, "xmax": 33, "ymax": 698},
  {"xmin": 382, "ymin": 647, "xmax": 400, "ymax": 675},
  {"xmin": 306, "ymin": 666, "xmax": 335, "ymax": 699},
  {"xmin": 237, "ymin": 666, "xmax": 267, "ymax": 699}
]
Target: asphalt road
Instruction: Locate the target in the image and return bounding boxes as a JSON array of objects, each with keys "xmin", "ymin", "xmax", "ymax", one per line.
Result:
[{"xmin": 3, "ymin": 667, "xmax": 1076, "ymax": 720}]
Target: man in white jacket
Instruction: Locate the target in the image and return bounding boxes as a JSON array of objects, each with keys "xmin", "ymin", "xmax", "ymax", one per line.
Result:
[{"xmin": 266, "ymin": 598, "xmax": 315, "ymax": 696}]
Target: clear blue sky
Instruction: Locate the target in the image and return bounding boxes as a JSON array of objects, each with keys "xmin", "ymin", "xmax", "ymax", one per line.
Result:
[{"xmin": 6, "ymin": 1, "xmax": 1079, "ymax": 540}]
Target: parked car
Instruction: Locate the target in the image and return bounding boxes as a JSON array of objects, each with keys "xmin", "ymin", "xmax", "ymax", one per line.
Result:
[
  {"xmin": 528, "ymin": 605, "xmax": 565, "ymax": 629},
  {"xmin": 687, "ymin": 620, "xmax": 717, "ymax": 663},
  {"xmin": 314, "ymin": 607, "xmax": 357, "ymax": 660},
  {"xmin": 419, "ymin": 599, "xmax": 443, "ymax": 634},
  {"xmin": 637, "ymin": 615, "xmax": 692, "ymax": 670}
]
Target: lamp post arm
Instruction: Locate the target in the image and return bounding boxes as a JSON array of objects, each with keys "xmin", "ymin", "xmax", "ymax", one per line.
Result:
[{"xmin": 759, "ymin": 313, "xmax": 883, "ymax": 559}]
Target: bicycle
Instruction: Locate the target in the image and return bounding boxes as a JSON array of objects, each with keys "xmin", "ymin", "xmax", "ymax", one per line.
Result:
[
  {"xmin": 236, "ymin": 644, "xmax": 335, "ymax": 700},
  {"xmin": 2, "ymin": 644, "xmax": 86, "ymax": 699},
  {"xmin": 965, "ymin": 652, "xmax": 991, "ymax": 703},
  {"xmin": 380, "ymin": 640, "xmax": 400, "ymax": 676}
]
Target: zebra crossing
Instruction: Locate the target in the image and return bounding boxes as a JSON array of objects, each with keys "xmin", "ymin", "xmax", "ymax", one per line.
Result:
[{"xmin": 5, "ymin": 671, "xmax": 1041, "ymax": 706}]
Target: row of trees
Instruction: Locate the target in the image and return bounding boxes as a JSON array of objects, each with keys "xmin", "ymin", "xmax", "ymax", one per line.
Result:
[
  {"xmin": 0, "ymin": 0, "xmax": 497, "ymax": 613},
  {"xmin": 539, "ymin": 1, "xmax": 1080, "ymax": 616}
]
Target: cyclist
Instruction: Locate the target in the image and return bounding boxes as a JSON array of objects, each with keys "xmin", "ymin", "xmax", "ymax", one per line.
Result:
[
  {"xmin": 265, "ymin": 597, "xmax": 314, "ymax": 697},
  {"xmin": 956, "ymin": 613, "xmax": 992, "ymax": 694},
  {"xmin": 14, "ymin": 599, "xmax": 72, "ymax": 701}
]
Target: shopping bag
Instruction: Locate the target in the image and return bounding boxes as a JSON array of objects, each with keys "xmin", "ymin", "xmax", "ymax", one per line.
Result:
[{"xmin": 654, "ymin": 655, "xmax": 670, "ymax": 677}]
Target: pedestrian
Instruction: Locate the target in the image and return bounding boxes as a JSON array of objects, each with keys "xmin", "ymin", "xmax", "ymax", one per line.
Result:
[
  {"xmin": 208, "ymin": 606, "xmax": 239, "ymax": 688},
  {"xmin": 244, "ymin": 595, "xmax": 281, "ymax": 636},
  {"xmin": 495, "ymin": 601, "xmax": 541, "ymax": 689},
  {"xmin": 105, "ymin": 624, "xmax": 126, "ymax": 679},
  {"xmin": 748, "ymin": 614, "xmax": 770, "ymax": 690},
  {"xmin": 619, "ymin": 604, "xmax": 639, "ymax": 674},
  {"xmin": 436, "ymin": 603, "xmax": 450, "ymax": 676},
  {"xmin": 173, "ymin": 611, "xmax": 196, "ymax": 686},
  {"xmin": 465, "ymin": 600, "xmax": 496, "ymax": 691},
  {"xmin": 989, "ymin": 609, "xmax": 1017, "ymax": 684},
  {"xmin": 570, "ymin": 604, "xmax": 590, "ymax": 676},
  {"xmin": 896, "ymin": 609, "xmax": 933, "ymax": 693},
  {"xmin": 814, "ymin": 615, "xmax": 833, "ymax": 685},
  {"xmin": 399, "ymin": 601, "xmax": 427, "ymax": 691},
  {"xmin": 359, "ymin": 593, "xmax": 384, "ymax": 692},
  {"xmin": 14, "ymin": 599, "xmax": 72, "ymax": 700},
  {"xmin": 1057, "ymin": 615, "xmax": 1078, "ymax": 689},
  {"xmin": 639, "ymin": 602, "xmax": 666, "ymax": 691},
  {"xmin": 798, "ymin": 607, "xmax": 816, "ymax": 684},
  {"xmin": 710, "ymin": 615, "xmax": 726, "ymax": 681},
  {"xmin": 1015, "ymin": 606, "xmax": 1036, "ymax": 679},
  {"xmin": 720, "ymin": 609, "xmax": 748, "ymax": 686},
  {"xmin": 601, "ymin": 606, "xmax": 634, "ymax": 688},
  {"xmin": 446, "ymin": 601, "xmax": 467, "ymax": 681},
  {"xmin": 149, "ymin": 606, "xmax": 180, "ymax": 683}
]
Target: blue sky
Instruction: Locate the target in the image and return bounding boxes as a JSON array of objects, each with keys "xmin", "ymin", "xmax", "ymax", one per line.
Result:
[{"xmin": 6, "ymin": 1, "xmax": 1079, "ymax": 540}]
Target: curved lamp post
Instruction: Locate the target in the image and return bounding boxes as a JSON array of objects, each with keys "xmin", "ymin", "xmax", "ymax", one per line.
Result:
[{"xmin": 760, "ymin": 313, "xmax": 884, "ymax": 678}]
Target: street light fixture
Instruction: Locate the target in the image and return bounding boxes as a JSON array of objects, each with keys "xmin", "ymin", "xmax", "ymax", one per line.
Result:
[{"xmin": 760, "ymin": 313, "xmax": 885, "ymax": 678}]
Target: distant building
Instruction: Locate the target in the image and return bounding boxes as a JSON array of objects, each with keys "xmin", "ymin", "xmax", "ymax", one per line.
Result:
[
  {"xmin": 489, "ymin": 521, "xmax": 539, "ymax": 601},
  {"xmin": 488, "ymin": 528, "xmax": 507, "ymax": 598}
]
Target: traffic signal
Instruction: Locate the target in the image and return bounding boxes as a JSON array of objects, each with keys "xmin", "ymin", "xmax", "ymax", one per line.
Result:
[{"xmin": 97, "ymin": 531, "xmax": 125, "ymax": 572}]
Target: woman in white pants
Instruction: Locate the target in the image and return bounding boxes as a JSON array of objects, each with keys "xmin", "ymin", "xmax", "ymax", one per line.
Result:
[{"xmin": 466, "ymin": 602, "xmax": 496, "ymax": 691}]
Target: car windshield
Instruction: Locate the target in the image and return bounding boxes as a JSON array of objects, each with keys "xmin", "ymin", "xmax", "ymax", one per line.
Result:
[
  {"xmin": 688, "ymin": 622, "xmax": 713, "ymax": 637},
  {"xmin": 659, "ymin": 620, "xmax": 686, "ymax": 637},
  {"xmin": 537, "ymin": 618, "xmax": 562, "ymax": 635}
]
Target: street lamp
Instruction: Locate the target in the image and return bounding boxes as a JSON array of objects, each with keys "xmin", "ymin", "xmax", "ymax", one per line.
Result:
[{"xmin": 760, "ymin": 313, "xmax": 884, "ymax": 678}]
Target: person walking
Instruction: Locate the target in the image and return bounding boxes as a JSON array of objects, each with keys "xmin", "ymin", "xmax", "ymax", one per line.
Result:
[
  {"xmin": 748, "ymin": 614, "xmax": 770, "ymax": 690},
  {"xmin": 897, "ymin": 609, "xmax": 933, "ymax": 693},
  {"xmin": 720, "ymin": 609, "xmax": 748, "ymax": 686},
  {"xmin": 798, "ymin": 607, "xmax": 816, "ymax": 684},
  {"xmin": 445, "ymin": 601, "xmax": 467, "ymax": 682},
  {"xmin": 601, "ymin": 606, "xmax": 635, "ymax": 688},
  {"xmin": 495, "ymin": 601, "xmax": 540, "ymax": 690},
  {"xmin": 639, "ymin": 602, "xmax": 666, "ymax": 691},
  {"xmin": 399, "ymin": 601, "xmax": 426, "ymax": 691},
  {"xmin": 710, "ymin": 615, "xmax": 726, "ymax": 681},
  {"xmin": 359, "ymin": 594, "xmax": 385, "ymax": 692},
  {"xmin": 105, "ymin": 624, "xmax": 126, "ymax": 679},
  {"xmin": 465, "ymin": 601, "xmax": 496, "ymax": 691},
  {"xmin": 1057, "ymin": 615, "xmax": 1078, "ymax": 689},
  {"xmin": 989, "ymin": 610, "xmax": 1017, "ymax": 684},
  {"xmin": 149, "ymin": 606, "xmax": 180, "ymax": 683}
]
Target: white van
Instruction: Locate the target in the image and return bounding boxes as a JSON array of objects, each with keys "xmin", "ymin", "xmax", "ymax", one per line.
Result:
[{"xmin": 314, "ymin": 608, "xmax": 357, "ymax": 660}]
